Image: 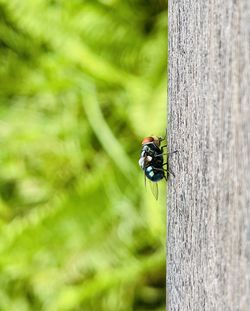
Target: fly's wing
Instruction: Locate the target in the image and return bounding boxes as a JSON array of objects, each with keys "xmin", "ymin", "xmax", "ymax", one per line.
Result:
[
  {"xmin": 144, "ymin": 173, "xmax": 147, "ymax": 188},
  {"xmin": 149, "ymin": 180, "xmax": 159, "ymax": 200}
]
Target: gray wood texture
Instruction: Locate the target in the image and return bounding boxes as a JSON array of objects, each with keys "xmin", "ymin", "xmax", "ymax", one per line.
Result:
[{"xmin": 167, "ymin": 1, "xmax": 250, "ymax": 310}]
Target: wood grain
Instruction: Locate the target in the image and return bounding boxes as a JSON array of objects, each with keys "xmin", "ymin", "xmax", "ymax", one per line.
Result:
[{"xmin": 167, "ymin": 1, "xmax": 250, "ymax": 310}]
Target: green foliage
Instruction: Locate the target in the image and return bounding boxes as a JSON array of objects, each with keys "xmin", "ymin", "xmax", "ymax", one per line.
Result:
[{"xmin": 0, "ymin": 0, "xmax": 167, "ymax": 310}]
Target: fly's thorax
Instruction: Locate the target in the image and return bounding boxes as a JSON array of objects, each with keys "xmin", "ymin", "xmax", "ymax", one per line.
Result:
[
  {"xmin": 142, "ymin": 143, "xmax": 161, "ymax": 156},
  {"xmin": 139, "ymin": 143, "xmax": 163, "ymax": 170}
]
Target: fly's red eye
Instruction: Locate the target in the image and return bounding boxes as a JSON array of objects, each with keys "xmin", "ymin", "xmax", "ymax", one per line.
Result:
[{"xmin": 142, "ymin": 137, "xmax": 154, "ymax": 144}]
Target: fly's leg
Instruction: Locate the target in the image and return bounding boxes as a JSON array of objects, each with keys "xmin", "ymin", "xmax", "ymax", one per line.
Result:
[
  {"xmin": 166, "ymin": 150, "xmax": 178, "ymax": 177},
  {"xmin": 151, "ymin": 166, "xmax": 170, "ymax": 173},
  {"xmin": 167, "ymin": 167, "xmax": 175, "ymax": 178},
  {"xmin": 151, "ymin": 166, "xmax": 172, "ymax": 176},
  {"xmin": 151, "ymin": 148, "xmax": 178, "ymax": 180},
  {"xmin": 151, "ymin": 166, "xmax": 165, "ymax": 172},
  {"xmin": 164, "ymin": 167, "xmax": 175, "ymax": 178},
  {"xmin": 159, "ymin": 130, "xmax": 167, "ymax": 143},
  {"xmin": 162, "ymin": 151, "xmax": 178, "ymax": 177},
  {"xmin": 159, "ymin": 136, "xmax": 166, "ymax": 143},
  {"xmin": 167, "ymin": 150, "xmax": 178, "ymax": 156},
  {"xmin": 151, "ymin": 166, "xmax": 174, "ymax": 180},
  {"xmin": 154, "ymin": 153, "xmax": 166, "ymax": 158},
  {"xmin": 161, "ymin": 146, "xmax": 179, "ymax": 154},
  {"xmin": 161, "ymin": 145, "xmax": 167, "ymax": 152}
]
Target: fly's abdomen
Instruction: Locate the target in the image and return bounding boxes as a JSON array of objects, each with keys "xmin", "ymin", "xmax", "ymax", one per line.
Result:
[{"xmin": 145, "ymin": 166, "xmax": 164, "ymax": 182}]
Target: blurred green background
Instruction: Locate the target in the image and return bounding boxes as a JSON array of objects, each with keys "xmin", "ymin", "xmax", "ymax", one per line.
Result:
[{"xmin": 0, "ymin": 0, "xmax": 167, "ymax": 310}]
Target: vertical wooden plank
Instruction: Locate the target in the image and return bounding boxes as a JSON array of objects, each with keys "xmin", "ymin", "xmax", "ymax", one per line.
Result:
[{"xmin": 167, "ymin": 1, "xmax": 250, "ymax": 310}]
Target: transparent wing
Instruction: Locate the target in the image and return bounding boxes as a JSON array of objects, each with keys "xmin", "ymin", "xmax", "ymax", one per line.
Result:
[{"xmin": 149, "ymin": 180, "xmax": 159, "ymax": 200}]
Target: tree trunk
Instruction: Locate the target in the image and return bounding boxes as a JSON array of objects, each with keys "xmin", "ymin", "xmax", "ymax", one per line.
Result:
[{"xmin": 167, "ymin": 1, "xmax": 250, "ymax": 310}]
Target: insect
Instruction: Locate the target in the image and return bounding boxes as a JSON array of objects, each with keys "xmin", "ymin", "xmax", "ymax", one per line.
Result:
[{"xmin": 138, "ymin": 135, "xmax": 175, "ymax": 199}]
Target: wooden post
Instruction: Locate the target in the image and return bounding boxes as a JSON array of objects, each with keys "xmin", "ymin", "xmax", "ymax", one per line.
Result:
[{"xmin": 167, "ymin": 1, "xmax": 250, "ymax": 310}]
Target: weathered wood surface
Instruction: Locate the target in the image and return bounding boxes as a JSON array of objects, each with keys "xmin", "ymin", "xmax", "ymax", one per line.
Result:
[{"xmin": 167, "ymin": 1, "xmax": 250, "ymax": 310}]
